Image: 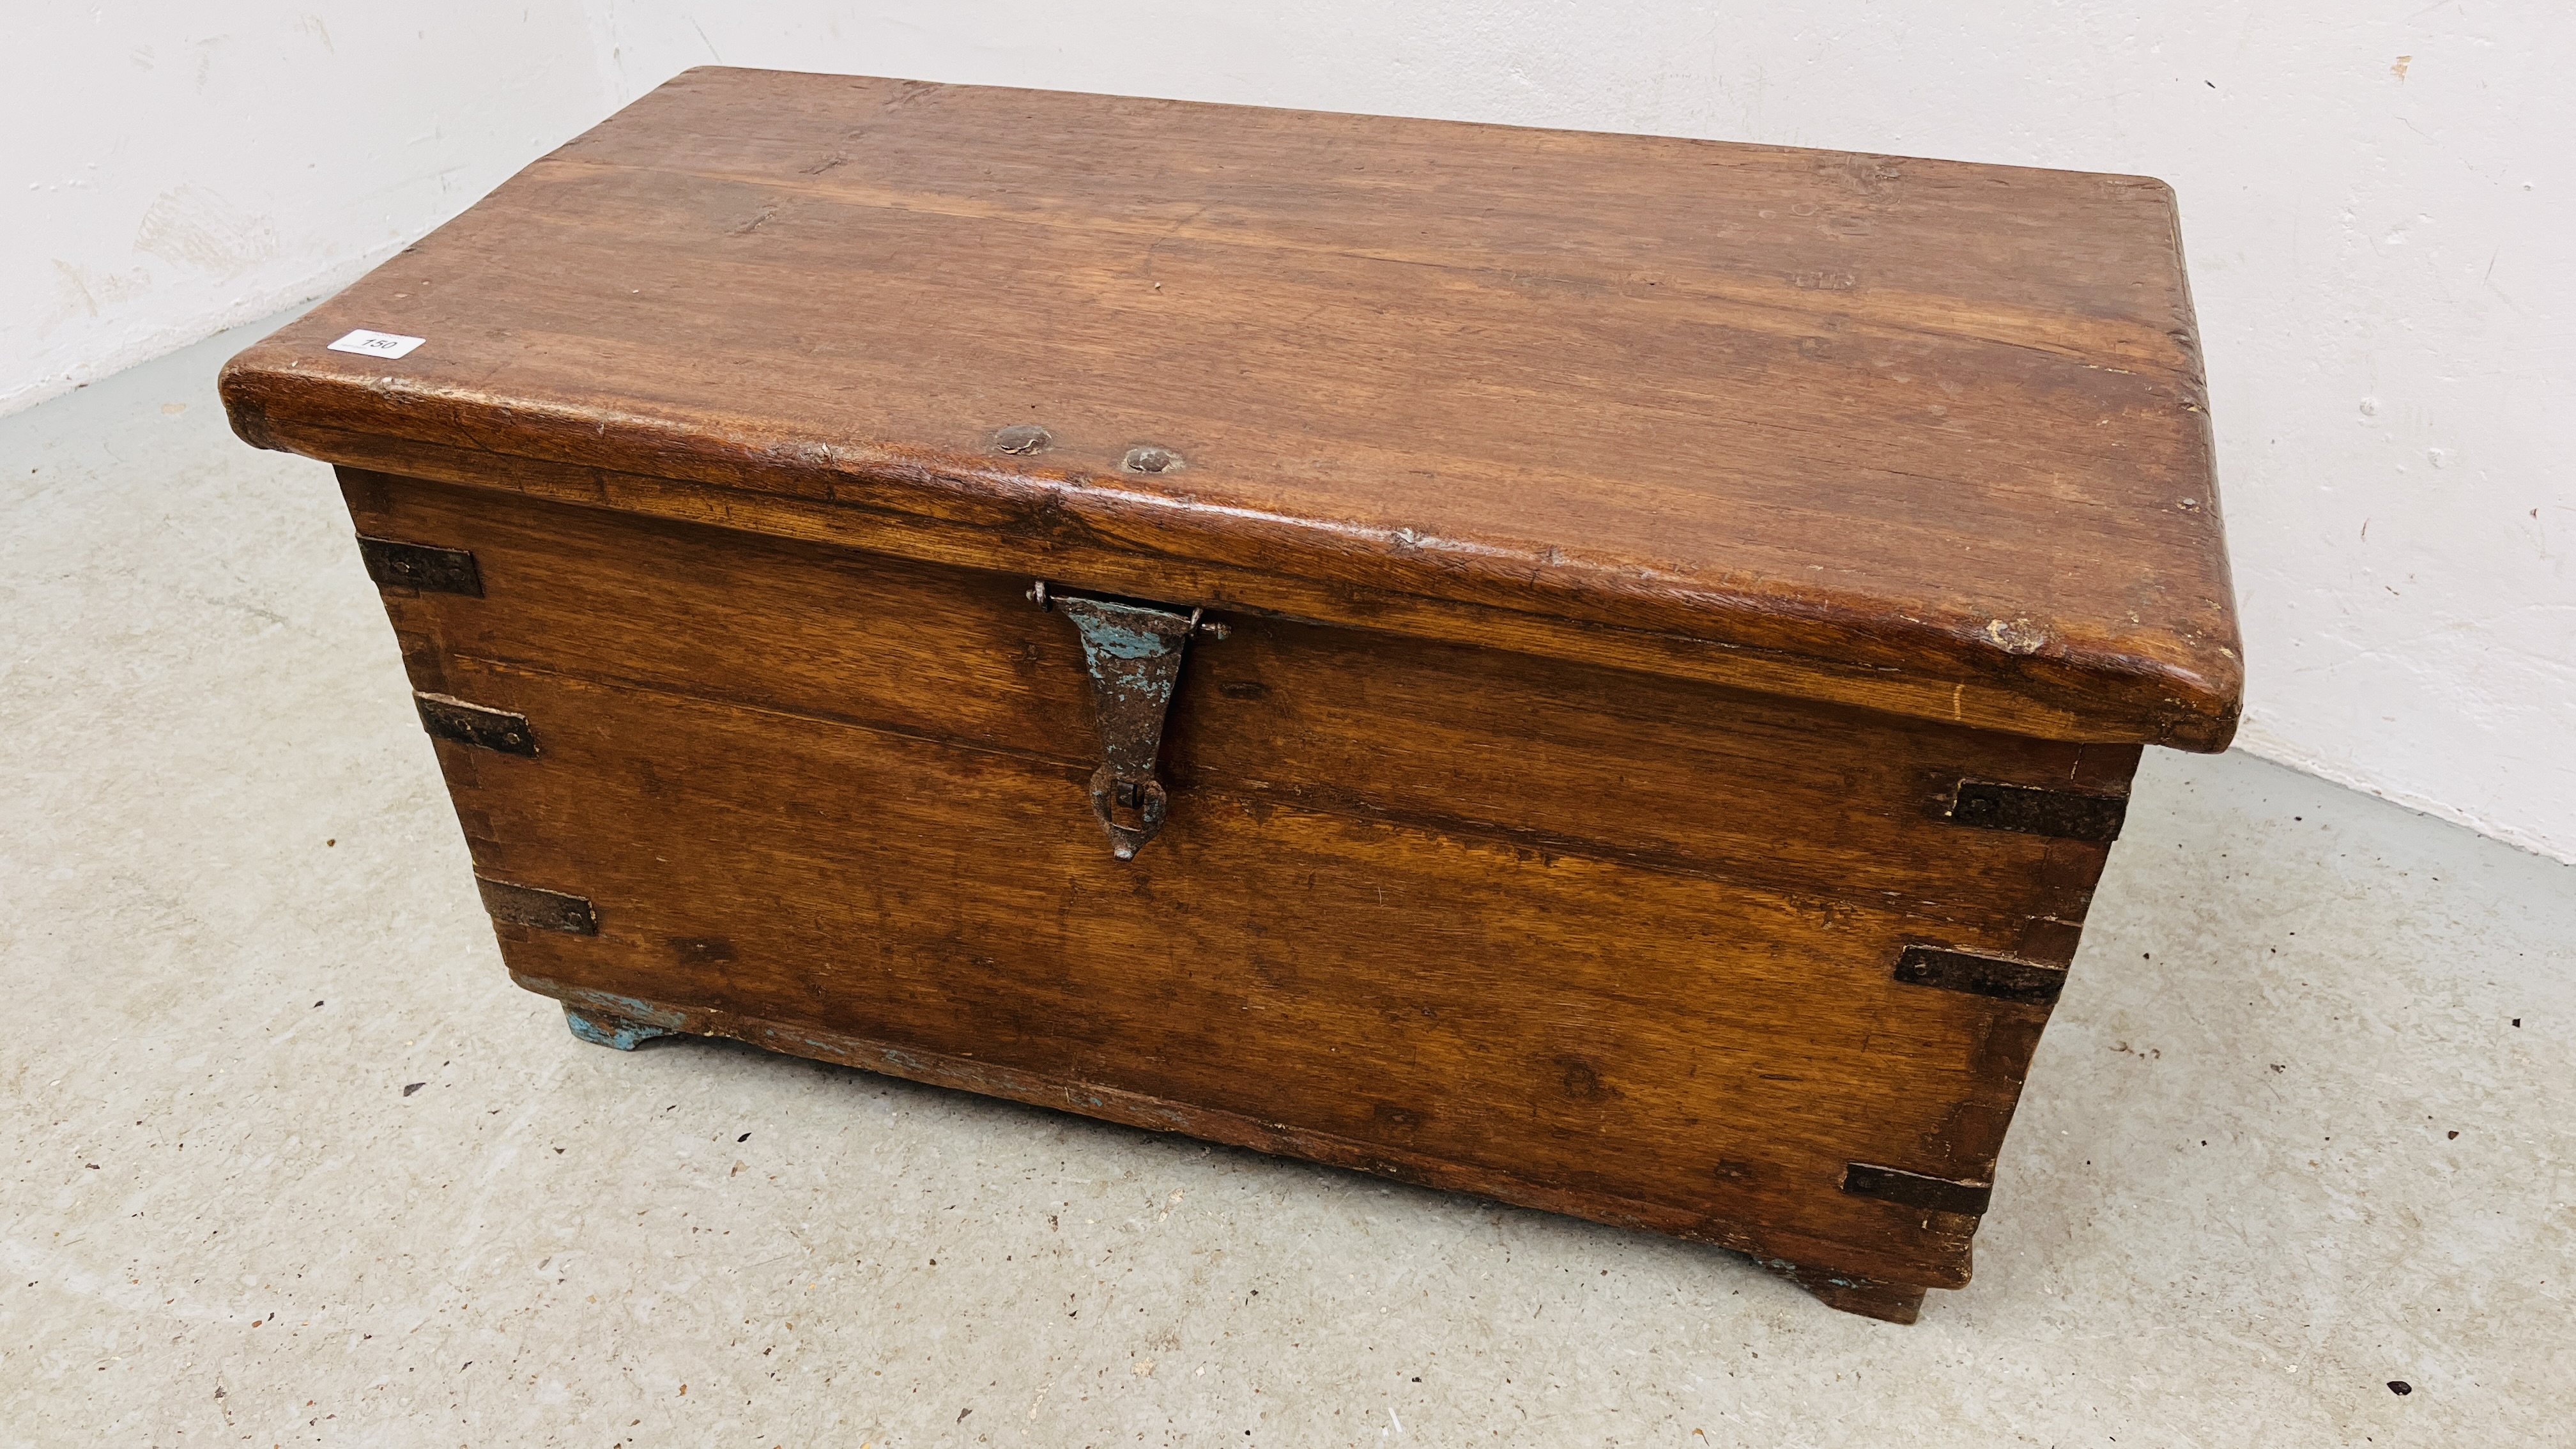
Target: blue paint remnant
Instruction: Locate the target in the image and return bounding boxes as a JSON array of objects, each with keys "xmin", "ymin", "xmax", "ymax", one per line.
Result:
[
  {"xmin": 574, "ymin": 990, "xmax": 686, "ymax": 1027},
  {"xmin": 564, "ymin": 1008, "xmax": 680, "ymax": 1052},
  {"xmin": 1066, "ymin": 601, "xmax": 1179, "ymax": 661}
]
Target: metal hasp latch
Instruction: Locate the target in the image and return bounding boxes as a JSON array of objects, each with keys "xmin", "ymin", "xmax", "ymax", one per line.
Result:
[{"xmin": 1032, "ymin": 581, "xmax": 1226, "ymax": 861}]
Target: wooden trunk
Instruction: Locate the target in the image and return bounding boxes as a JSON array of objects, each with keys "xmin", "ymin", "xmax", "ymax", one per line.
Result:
[{"xmin": 222, "ymin": 68, "xmax": 2240, "ymax": 1322}]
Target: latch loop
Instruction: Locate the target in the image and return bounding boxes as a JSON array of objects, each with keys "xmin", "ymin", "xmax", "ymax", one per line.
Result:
[{"xmin": 1034, "ymin": 582, "xmax": 1226, "ymax": 860}]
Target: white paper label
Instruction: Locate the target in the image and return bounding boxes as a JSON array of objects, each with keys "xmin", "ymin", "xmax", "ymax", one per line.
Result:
[{"xmin": 326, "ymin": 328, "xmax": 425, "ymax": 360}]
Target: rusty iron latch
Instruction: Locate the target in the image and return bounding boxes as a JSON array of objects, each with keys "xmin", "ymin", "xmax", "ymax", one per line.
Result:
[{"xmin": 1032, "ymin": 581, "xmax": 1226, "ymax": 860}]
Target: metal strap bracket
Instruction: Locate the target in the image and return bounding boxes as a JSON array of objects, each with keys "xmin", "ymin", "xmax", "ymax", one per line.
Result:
[
  {"xmin": 415, "ymin": 691, "xmax": 539, "ymax": 756},
  {"xmin": 1841, "ymin": 1162, "xmax": 1995, "ymax": 1217},
  {"xmin": 1945, "ymin": 778, "xmax": 2128, "ymax": 842},
  {"xmin": 356, "ymin": 535, "xmax": 483, "ymax": 596},
  {"xmin": 1891, "ymin": 943, "xmax": 2069, "ymax": 1006}
]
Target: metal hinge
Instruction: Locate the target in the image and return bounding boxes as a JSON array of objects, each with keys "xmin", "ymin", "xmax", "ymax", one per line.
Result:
[{"xmin": 1033, "ymin": 581, "xmax": 1227, "ymax": 861}]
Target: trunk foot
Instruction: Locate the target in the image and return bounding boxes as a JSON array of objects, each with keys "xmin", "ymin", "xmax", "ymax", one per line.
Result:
[
  {"xmin": 1763, "ymin": 1260, "xmax": 1931, "ymax": 1323},
  {"xmin": 564, "ymin": 1006, "xmax": 680, "ymax": 1052}
]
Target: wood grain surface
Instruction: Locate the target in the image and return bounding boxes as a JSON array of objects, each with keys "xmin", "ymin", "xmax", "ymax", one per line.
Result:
[
  {"xmin": 348, "ymin": 471, "xmax": 2136, "ymax": 1300},
  {"xmin": 225, "ymin": 66, "xmax": 2241, "ymax": 749},
  {"xmin": 354, "ymin": 471, "xmax": 2132, "ymax": 945}
]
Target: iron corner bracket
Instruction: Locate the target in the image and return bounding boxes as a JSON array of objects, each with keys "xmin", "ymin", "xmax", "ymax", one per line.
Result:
[{"xmin": 1032, "ymin": 581, "xmax": 1227, "ymax": 861}]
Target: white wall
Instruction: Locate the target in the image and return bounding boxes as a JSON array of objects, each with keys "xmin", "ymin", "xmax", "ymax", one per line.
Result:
[
  {"xmin": 11, "ymin": 3, "xmax": 2573, "ymax": 862},
  {"xmin": 3, "ymin": 4, "xmax": 617, "ymax": 414}
]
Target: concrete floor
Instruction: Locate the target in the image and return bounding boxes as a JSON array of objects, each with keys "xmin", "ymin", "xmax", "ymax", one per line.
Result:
[{"xmin": 5, "ymin": 321, "xmax": 2572, "ymax": 1449}]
